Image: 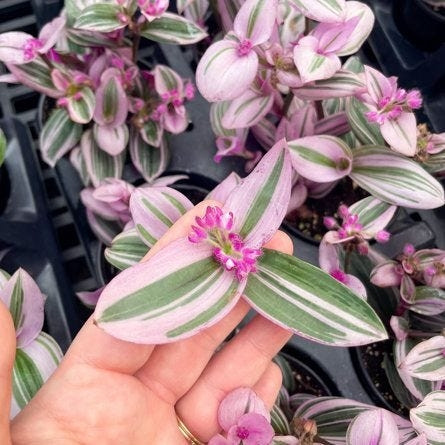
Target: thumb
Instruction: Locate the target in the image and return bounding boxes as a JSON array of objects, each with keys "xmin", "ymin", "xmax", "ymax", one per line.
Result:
[{"xmin": 0, "ymin": 300, "xmax": 16, "ymax": 444}]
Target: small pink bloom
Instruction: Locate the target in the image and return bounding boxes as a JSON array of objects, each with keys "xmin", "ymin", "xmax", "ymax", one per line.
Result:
[
  {"xmin": 237, "ymin": 39, "xmax": 253, "ymax": 56},
  {"xmin": 375, "ymin": 230, "xmax": 390, "ymax": 243},
  {"xmin": 406, "ymin": 90, "xmax": 422, "ymax": 109},
  {"xmin": 226, "ymin": 413, "xmax": 274, "ymax": 445},
  {"xmin": 184, "ymin": 82, "xmax": 195, "ymax": 100},
  {"xmin": 23, "ymin": 38, "xmax": 43, "ymax": 61},
  {"xmin": 403, "ymin": 243, "xmax": 416, "ymax": 256},
  {"xmin": 323, "ymin": 216, "xmax": 337, "ymax": 229}
]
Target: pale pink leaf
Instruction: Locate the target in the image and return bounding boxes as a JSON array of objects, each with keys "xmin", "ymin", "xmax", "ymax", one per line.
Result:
[
  {"xmin": 233, "ymin": 0, "xmax": 278, "ymax": 45},
  {"xmin": 196, "ymin": 38, "xmax": 258, "ymax": 102},
  {"xmin": 276, "ymin": 104, "xmax": 316, "ymax": 140},
  {"xmin": 292, "ymin": 0, "xmax": 346, "ymax": 23},
  {"xmin": 370, "ymin": 261, "xmax": 402, "ymax": 287},
  {"xmin": 346, "ymin": 408, "xmax": 399, "ymax": 445},
  {"xmin": 381, "ymin": 112, "xmax": 417, "ymax": 157},
  {"xmin": 0, "ymin": 32, "xmax": 31, "ymax": 64},
  {"xmin": 207, "ymin": 172, "xmax": 242, "ymax": 203},
  {"xmin": 76, "ymin": 287, "xmax": 104, "ymax": 308},
  {"xmin": 93, "ymin": 123, "xmax": 129, "ymax": 156}
]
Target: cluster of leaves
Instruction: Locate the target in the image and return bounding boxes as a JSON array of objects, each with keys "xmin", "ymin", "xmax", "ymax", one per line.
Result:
[
  {"xmin": 268, "ymin": 353, "xmax": 444, "ymax": 445},
  {"xmin": 0, "ymin": 268, "xmax": 62, "ymax": 419},
  {"xmin": 0, "ymin": 0, "xmax": 208, "ymax": 185},
  {"xmin": 197, "ymin": 0, "xmax": 445, "ymax": 211}
]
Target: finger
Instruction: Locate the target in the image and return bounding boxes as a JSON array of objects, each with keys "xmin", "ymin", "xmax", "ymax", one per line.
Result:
[
  {"xmin": 0, "ymin": 300, "xmax": 16, "ymax": 443},
  {"xmin": 135, "ymin": 230, "xmax": 293, "ymax": 403},
  {"xmin": 63, "ymin": 200, "xmax": 221, "ymax": 375},
  {"xmin": 252, "ymin": 361, "xmax": 282, "ymax": 410},
  {"xmin": 176, "ymin": 315, "xmax": 292, "ymax": 441}
]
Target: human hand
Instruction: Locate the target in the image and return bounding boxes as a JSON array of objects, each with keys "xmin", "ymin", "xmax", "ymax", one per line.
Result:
[{"xmin": 6, "ymin": 201, "xmax": 293, "ymax": 445}]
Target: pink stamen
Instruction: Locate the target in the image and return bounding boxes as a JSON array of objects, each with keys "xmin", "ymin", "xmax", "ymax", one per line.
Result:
[
  {"xmin": 403, "ymin": 243, "xmax": 415, "ymax": 256},
  {"xmin": 184, "ymin": 82, "xmax": 195, "ymax": 100},
  {"xmin": 237, "ymin": 39, "xmax": 253, "ymax": 56},
  {"xmin": 330, "ymin": 268, "xmax": 348, "ymax": 284},
  {"xmin": 406, "ymin": 90, "xmax": 422, "ymax": 109},
  {"xmin": 375, "ymin": 230, "xmax": 390, "ymax": 243},
  {"xmin": 323, "ymin": 216, "xmax": 337, "ymax": 230},
  {"xmin": 23, "ymin": 38, "xmax": 43, "ymax": 61},
  {"xmin": 237, "ymin": 427, "xmax": 250, "ymax": 440}
]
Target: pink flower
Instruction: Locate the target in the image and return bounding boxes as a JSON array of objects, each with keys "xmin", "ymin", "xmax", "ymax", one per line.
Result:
[
  {"xmin": 138, "ymin": 0, "xmax": 169, "ymax": 21},
  {"xmin": 226, "ymin": 413, "xmax": 274, "ymax": 445}
]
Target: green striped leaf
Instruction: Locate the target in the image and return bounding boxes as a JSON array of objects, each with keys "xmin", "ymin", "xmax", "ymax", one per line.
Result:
[
  {"xmin": 271, "ymin": 404, "xmax": 291, "ymax": 435},
  {"xmin": 11, "ymin": 332, "xmax": 62, "ymax": 417},
  {"xmin": 346, "ymin": 97, "xmax": 385, "ymax": 146},
  {"xmin": 95, "ymin": 238, "xmax": 244, "ymax": 344},
  {"xmin": 401, "ymin": 336, "xmax": 445, "ymax": 382},
  {"xmin": 0, "ymin": 128, "xmax": 5, "ymax": 167},
  {"xmin": 74, "ymin": 3, "xmax": 127, "ymax": 32},
  {"xmin": 294, "ymin": 70, "xmax": 365, "ymax": 101},
  {"xmin": 210, "ymin": 102, "xmax": 238, "ymax": 137},
  {"xmin": 422, "ymin": 151, "xmax": 445, "ymax": 175},
  {"xmin": 350, "ymin": 146, "xmax": 445, "ymax": 209},
  {"xmin": 410, "ymin": 391, "xmax": 445, "ymax": 445},
  {"xmin": 140, "ymin": 12, "xmax": 207, "ymax": 44},
  {"xmin": 291, "ymin": 0, "xmax": 345, "ymax": 22},
  {"xmin": 244, "ymin": 249, "xmax": 387, "ymax": 346},
  {"xmin": 129, "ymin": 128, "xmax": 169, "ymax": 183},
  {"xmin": 81, "ymin": 129, "xmax": 125, "ymax": 187},
  {"xmin": 288, "ymin": 135, "xmax": 353, "ymax": 182},
  {"xmin": 130, "ymin": 186, "xmax": 193, "ymax": 247},
  {"xmin": 410, "ymin": 287, "xmax": 445, "ymax": 316},
  {"xmin": 105, "ymin": 228, "xmax": 149, "ymax": 271},
  {"xmin": 67, "ymin": 87, "xmax": 95, "ymax": 124},
  {"xmin": 273, "ymin": 354, "xmax": 296, "ymax": 394},
  {"xmin": 294, "ymin": 396, "xmax": 415, "ymax": 444},
  {"xmin": 0, "ymin": 268, "xmax": 11, "ymax": 290},
  {"xmin": 69, "ymin": 146, "xmax": 90, "ymax": 186},
  {"xmin": 40, "ymin": 108, "xmax": 83, "ymax": 167}
]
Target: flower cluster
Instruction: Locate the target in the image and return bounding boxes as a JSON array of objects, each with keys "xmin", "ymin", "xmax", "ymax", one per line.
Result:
[{"xmin": 189, "ymin": 206, "xmax": 262, "ymax": 280}]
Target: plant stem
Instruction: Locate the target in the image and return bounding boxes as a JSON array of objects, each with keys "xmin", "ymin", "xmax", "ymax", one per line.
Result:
[
  {"xmin": 344, "ymin": 250, "xmax": 351, "ymax": 274},
  {"xmin": 315, "ymin": 100, "xmax": 324, "ymax": 120},
  {"xmin": 283, "ymin": 92, "xmax": 294, "ymax": 118},
  {"xmin": 132, "ymin": 31, "xmax": 141, "ymax": 62}
]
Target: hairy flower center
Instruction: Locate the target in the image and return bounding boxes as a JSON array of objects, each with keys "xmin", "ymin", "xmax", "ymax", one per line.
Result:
[
  {"xmin": 237, "ymin": 39, "xmax": 253, "ymax": 56},
  {"xmin": 188, "ymin": 206, "xmax": 262, "ymax": 281},
  {"xmin": 236, "ymin": 426, "xmax": 250, "ymax": 439},
  {"xmin": 23, "ymin": 38, "xmax": 43, "ymax": 61}
]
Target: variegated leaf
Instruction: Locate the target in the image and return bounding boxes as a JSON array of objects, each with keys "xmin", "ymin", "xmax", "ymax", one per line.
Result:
[
  {"xmin": 288, "ymin": 135, "xmax": 353, "ymax": 182},
  {"xmin": 74, "ymin": 3, "xmax": 127, "ymax": 32},
  {"xmin": 244, "ymin": 249, "xmax": 387, "ymax": 346},
  {"xmin": 350, "ymin": 146, "xmax": 445, "ymax": 209},
  {"xmin": 410, "ymin": 287, "xmax": 445, "ymax": 316},
  {"xmin": 105, "ymin": 228, "xmax": 149, "ymax": 271},
  {"xmin": 0, "ymin": 268, "xmax": 11, "ymax": 290},
  {"xmin": 346, "ymin": 97, "xmax": 385, "ymax": 146},
  {"xmin": 130, "ymin": 186, "xmax": 193, "ymax": 247},
  {"xmin": 129, "ymin": 128, "xmax": 169, "ymax": 183},
  {"xmin": 217, "ymin": 0, "xmax": 243, "ymax": 32},
  {"xmin": 273, "ymin": 354, "xmax": 296, "ymax": 394},
  {"xmin": 207, "ymin": 172, "xmax": 241, "ymax": 203},
  {"xmin": 40, "ymin": 108, "xmax": 82, "ymax": 167},
  {"xmin": 271, "ymin": 404, "xmax": 291, "ymax": 435},
  {"xmin": 348, "ymin": 197, "xmax": 397, "ymax": 235},
  {"xmin": 210, "ymin": 102, "xmax": 237, "ymax": 138},
  {"xmin": 141, "ymin": 120, "xmax": 163, "ymax": 147},
  {"xmin": 291, "ymin": 0, "xmax": 346, "ymax": 22},
  {"xmin": 0, "ymin": 269, "xmax": 44, "ymax": 348},
  {"xmin": 93, "ymin": 123, "xmax": 129, "ymax": 156},
  {"xmin": 294, "ymin": 396, "xmax": 415, "ymax": 444},
  {"xmin": 11, "ymin": 332, "xmax": 62, "ymax": 418},
  {"xmin": 81, "ymin": 129, "xmax": 125, "ymax": 187},
  {"xmin": 223, "ymin": 140, "xmax": 292, "ymax": 249},
  {"xmin": 394, "ymin": 338, "xmax": 442, "ymax": 401},
  {"xmin": 67, "ymin": 87, "xmax": 95, "ymax": 124},
  {"xmin": 410, "ymin": 390, "xmax": 445, "ymax": 444},
  {"xmin": 69, "ymin": 146, "xmax": 90, "ymax": 186},
  {"xmin": 95, "ymin": 238, "xmax": 244, "ymax": 344},
  {"xmin": 293, "ymin": 70, "xmax": 365, "ymax": 100},
  {"xmin": 140, "ymin": 12, "xmax": 207, "ymax": 44},
  {"xmin": 401, "ymin": 336, "xmax": 445, "ymax": 382}
]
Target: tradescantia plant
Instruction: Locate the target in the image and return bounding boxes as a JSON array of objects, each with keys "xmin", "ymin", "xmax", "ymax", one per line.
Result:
[
  {"xmin": 0, "ymin": 268, "xmax": 63, "ymax": 418},
  {"xmin": 93, "ymin": 140, "xmax": 387, "ymax": 346},
  {"xmin": 194, "ymin": 0, "xmax": 445, "ymax": 210},
  {"xmin": 0, "ymin": 0, "xmax": 207, "ymax": 185}
]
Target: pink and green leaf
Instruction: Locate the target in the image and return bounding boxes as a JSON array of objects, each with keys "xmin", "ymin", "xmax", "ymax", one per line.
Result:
[
  {"xmin": 130, "ymin": 186, "xmax": 193, "ymax": 247},
  {"xmin": 223, "ymin": 139, "xmax": 292, "ymax": 248},
  {"xmin": 105, "ymin": 228, "xmax": 149, "ymax": 271},
  {"xmin": 207, "ymin": 172, "xmax": 242, "ymax": 203},
  {"xmin": 291, "ymin": 0, "xmax": 346, "ymax": 23},
  {"xmin": 0, "ymin": 269, "xmax": 45, "ymax": 348},
  {"xmin": 40, "ymin": 108, "xmax": 83, "ymax": 167},
  {"xmin": 244, "ymin": 249, "xmax": 387, "ymax": 346},
  {"xmin": 140, "ymin": 12, "xmax": 207, "ymax": 44},
  {"xmin": 288, "ymin": 135, "xmax": 353, "ymax": 182},
  {"xmin": 94, "ymin": 238, "xmax": 244, "ymax": 344},
  {"xmin": 67, "ymin": 87, "xmax": 95, "ymax": 124},
  {"xmin": 74, "ymin": 3, "xmax": 127, "ymax": 33},
  {"xmin": 93, "ymin": 123, "xmax": 129, "ymax": 156},
  {"xmin": 409, "ymin": 287, "xmax": 445, "ymax": 316},
  {"xmin": 350, "ymin": 146, "xmax": 445, "ymax": 209}
]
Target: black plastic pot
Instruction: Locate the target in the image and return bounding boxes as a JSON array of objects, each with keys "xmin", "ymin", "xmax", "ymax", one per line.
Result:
[{"xmin": 395, "ymin": 0, "xmax": 445, "ymax": 52}]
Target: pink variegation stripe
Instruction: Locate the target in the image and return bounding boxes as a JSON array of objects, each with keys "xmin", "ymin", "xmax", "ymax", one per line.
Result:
[
  {"xmin": 130, "ymin": 187, "xmax": 193, "ymax": 247},
  {"xmin": 94, "ymin": 238, "xmax": 244, "ymax": 344},
  {"xmin": 346, "ymin": 409, "xmax": 399, "ymax": 445},
  {"xmin": 223, "ymin": 139, "xmax": 292, "ymax": 249},
  {"xmin": 0, "ymin": 269, "xmax": 45, "ymax": 348}
]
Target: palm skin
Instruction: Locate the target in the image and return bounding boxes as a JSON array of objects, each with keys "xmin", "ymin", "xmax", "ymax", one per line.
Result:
[{"xmin": 1, "ymin": 202, "xmax": 293, "ymax": 445}]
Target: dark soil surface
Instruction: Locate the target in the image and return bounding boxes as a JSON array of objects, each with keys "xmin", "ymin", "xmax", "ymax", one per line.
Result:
[
  {"xmin": 285, "ymin": 179, "xmax": 368, "ymax": 242},
  {"xmin": 358, "ymin": 342, "xmax": 409, "ymax": 417}
]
